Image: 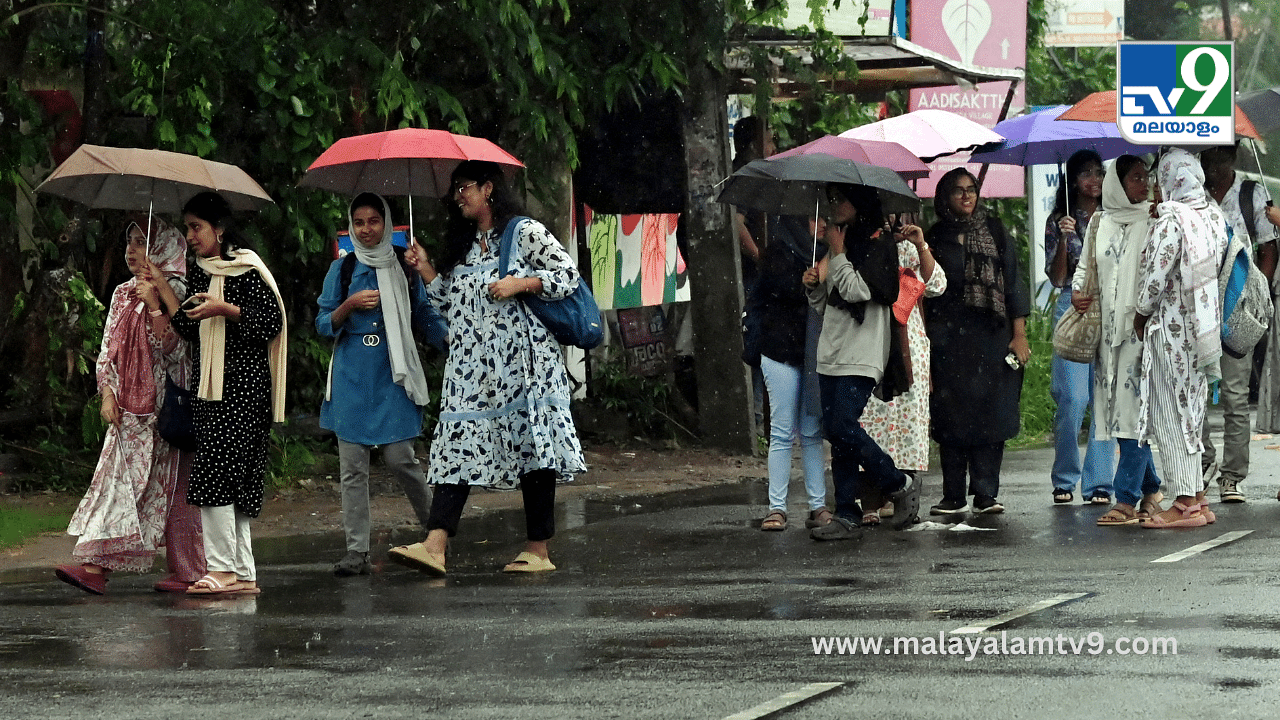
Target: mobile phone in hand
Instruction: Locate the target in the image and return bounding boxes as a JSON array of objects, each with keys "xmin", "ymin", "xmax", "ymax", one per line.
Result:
[{"xmin": 181, "ymin": 295, "xmax": 206, "ymax": 311}]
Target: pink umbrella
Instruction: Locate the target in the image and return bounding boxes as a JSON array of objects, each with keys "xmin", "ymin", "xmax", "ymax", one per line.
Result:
[
  {"xmin": 839, "ymin": 109, "xmax": 1005, "ymax": 162},
  {"xmin": 300, "ymin": 128, "xmax": 523, "ymax": 243},
  {"xmin": 300, "ymin": 128, "xmax": 523, "ymax": 197},
  {"xmin": 770, "ymin": 135, "xmax": 930, "ymax": 180}
]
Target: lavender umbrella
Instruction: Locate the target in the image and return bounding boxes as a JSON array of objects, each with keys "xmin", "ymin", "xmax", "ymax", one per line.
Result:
[{"xmin": 969, "ymin": 105, "xmax": 1158, "ymax": 166}]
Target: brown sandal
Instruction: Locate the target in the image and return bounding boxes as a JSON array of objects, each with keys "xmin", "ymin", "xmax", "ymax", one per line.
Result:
[
  {"xmin": 1096, "ymin": 506, "xmax": 1139, "ymax": 526},
  {"xmin": 1137, "ymin": 492, "xmax": 1164, "ymax": 521},
  {"xmin": 760, "ymin": 511, "xmax": 787, "ymax": 531}
]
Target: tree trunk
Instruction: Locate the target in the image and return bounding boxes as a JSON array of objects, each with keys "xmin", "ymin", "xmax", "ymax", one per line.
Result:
[{"xmin": 680, "ymin": 0, "xmax": 753, "ymax": 453}]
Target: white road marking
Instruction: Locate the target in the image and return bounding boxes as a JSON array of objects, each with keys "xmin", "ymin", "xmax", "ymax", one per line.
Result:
[
  {"xmin": 720, "ymin": 682, "xmax": 843, "ymax": 720},
  {"xmin": 1150, "ymin": 530, "xmax": 1253, "ymax": 563},
  {"xmin": 950, "ymin": 592, "xmax": 1091, "ymax": 635}
]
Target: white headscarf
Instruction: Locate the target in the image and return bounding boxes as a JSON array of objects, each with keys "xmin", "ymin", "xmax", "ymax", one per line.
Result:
[
  {"xmin": 1152, "ymin": 147, "xmax": 1227, "ymax": 375},
  {"xmin": 342, "ymin": 194, "xmax": 431, "ymax": 406},
  {"xmin": 1095, "ymin": 156, "xmax": 1152, "ymax": 347}
]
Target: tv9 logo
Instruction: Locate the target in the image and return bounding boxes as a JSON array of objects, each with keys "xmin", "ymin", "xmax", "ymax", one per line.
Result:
[{"xmin": 1118, "ymin": 42, "xmax": 1234, "ymax": 145}]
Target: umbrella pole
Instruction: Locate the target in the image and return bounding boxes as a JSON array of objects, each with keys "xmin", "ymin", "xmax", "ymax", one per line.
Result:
[
  {"xmin": 812, "ymin": 195, "xmax": 819, "ymax": 266},
  {"xmin": 146, "ymin": 199, "xmax": 153, "ymax": 259},
  {"xmin": 1247, "ymin": 140, "xmax": 1274, "ymax": 204},
  {"xmin": 408, "ymin": 194, "xmax": 415, "ymax": 246}
]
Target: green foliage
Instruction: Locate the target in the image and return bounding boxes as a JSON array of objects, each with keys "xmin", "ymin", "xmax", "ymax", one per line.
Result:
[
  {"xmin": 1010, "ymin": 303, "xmax": 1056, "ymax": 448},
  {"xmin": 265, "ymin": 429, "xmax": 319, "ymax": 490},
  {"xmin": 0, "ymin": 505, "xmax": 73, "ymax": 550},
  {"xmin": 589, "ymin": 355, "xmax": 685, "ymax": 440}
]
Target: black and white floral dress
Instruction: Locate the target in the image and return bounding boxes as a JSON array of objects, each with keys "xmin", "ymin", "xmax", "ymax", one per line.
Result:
[{"xmin": 425, "ymin": 218, "xmax": 586, "ymax": 488}]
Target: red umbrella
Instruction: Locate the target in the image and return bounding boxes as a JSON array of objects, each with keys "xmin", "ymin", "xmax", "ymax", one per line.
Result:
[
  {"xmin": 1057, "ymin": 90, "xmax": 1261, "ymax": 139},
  {"xmin": 770, "ymin": 135, "xmax": 931, "ymax": 180},
  {"xmin": 299, "ymin": 128, "xmax": 524, "ymax": 198}
]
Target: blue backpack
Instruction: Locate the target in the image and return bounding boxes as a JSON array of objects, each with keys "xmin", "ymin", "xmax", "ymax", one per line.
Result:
[
  {"xmin": 498, "ymin": 217, "xmax": 604, "ymax": 350},
  {"xmin": 1218, "ymin": 225, "xmax": 1272, "ymax": 359}
]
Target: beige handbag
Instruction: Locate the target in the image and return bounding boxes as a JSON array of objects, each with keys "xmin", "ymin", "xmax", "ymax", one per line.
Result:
[{"xmin": 1052, "ymin": 222, "xmax": 1102, "ymax": 363}]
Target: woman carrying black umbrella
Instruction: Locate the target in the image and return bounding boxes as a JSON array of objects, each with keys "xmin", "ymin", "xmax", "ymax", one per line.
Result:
[
  {"xmin": 803, "ymin": 183, "xmax": 921, "ymax": 540},
  {"xmin": 925, "ymin": 168, "xmax": 1030, "ymax": 516}
]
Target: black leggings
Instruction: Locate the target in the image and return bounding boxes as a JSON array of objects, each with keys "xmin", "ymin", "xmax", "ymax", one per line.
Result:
[{"xmin": 426, "ymin": 469, "xmax": 558, "ymax": 541}]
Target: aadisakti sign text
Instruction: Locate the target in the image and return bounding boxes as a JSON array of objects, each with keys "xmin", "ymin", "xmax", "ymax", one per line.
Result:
[{"xmin": 1118, "ymin": 41, "xmax": 1234, "ymax": 145}]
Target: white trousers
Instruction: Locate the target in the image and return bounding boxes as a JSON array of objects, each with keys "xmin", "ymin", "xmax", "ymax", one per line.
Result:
[{"xmin": 201, "ymin": 505, "xmax": 256, "ymax": 582}]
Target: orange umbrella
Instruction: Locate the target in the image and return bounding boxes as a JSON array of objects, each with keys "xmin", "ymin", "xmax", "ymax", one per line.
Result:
[{"xmin": 1057, "ymin": 90, "xmax": 1261, "ymax": 140}]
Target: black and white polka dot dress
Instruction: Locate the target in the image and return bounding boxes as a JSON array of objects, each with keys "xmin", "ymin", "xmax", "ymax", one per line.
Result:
[{"xmin": 171, "ymin": 266, "xmax": 282, "ymax": 518}]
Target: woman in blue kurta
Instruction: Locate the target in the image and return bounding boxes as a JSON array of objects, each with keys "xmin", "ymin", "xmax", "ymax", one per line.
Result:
[
  {"xmin": 317, "ymin": 193, "xmax": 448, "ymax": 576},
  {"xmin": 390, "ymin": 160, "xmax": 586, "ymax": 576}
]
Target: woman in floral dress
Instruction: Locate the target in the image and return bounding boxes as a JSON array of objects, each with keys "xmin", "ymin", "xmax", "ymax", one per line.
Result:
[
  {"xmin": 1134, "ymin": 148, "xmax": 1227, "ymax": 529},
  {"xmin": 56, "ymin": 219, "xmax": 204, "ymax": 595},
  {"xmin": 392, "ymin": 160, "xmax": 586, "ymax": 575}
]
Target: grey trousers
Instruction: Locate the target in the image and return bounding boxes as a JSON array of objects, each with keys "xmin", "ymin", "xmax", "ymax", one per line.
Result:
[
  {"xmin": 338, "ymin": 438, "xmax": 432, "ymax": 553},
  {"xmin": 1201, "ymin": 349, "xmax": 1252, "ymax": 483}
]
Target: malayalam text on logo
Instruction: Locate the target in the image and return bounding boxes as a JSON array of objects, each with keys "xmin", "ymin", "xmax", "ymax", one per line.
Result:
[{"xmin": 1117, "ymin": 41, "xmax": 1234, "ymax": 146}]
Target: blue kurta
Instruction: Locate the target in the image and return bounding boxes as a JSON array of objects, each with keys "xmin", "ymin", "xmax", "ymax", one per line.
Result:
[{"xmin": 316, "ymin": 257, "xmax": 448, "ymax": 446}]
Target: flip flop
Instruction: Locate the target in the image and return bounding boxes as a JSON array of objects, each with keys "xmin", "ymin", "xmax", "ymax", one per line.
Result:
[
  {"xmin": 388, "ymin": 543, "xmax": 447, "ymax": 576},
  {"xmin": 187, "ymin": 574, "xmax": 258, "ymax": 596},
  {"xmin": 502, "ymin": 551, "xmax": 556, "ymax": 573}
]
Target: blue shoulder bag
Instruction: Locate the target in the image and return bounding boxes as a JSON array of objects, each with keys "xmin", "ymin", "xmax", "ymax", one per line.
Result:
[{"xmin": 498, "ymin": 216, "xmax": 604, "ymax": 349}]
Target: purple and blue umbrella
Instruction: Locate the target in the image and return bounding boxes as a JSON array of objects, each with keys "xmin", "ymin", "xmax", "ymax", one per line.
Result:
[{"xmin": 969, "ymin": 105, "xmax": 1158, "ymax": 166}]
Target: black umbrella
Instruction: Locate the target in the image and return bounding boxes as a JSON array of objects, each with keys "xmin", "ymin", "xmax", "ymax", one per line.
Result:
[
  {"xmin": 716, "ymin": 154, "xmax": 921, "ymax": 217},
  {"xmin": 1237, "ymin": 88, "xmax": 1280, "ymax": 137}
]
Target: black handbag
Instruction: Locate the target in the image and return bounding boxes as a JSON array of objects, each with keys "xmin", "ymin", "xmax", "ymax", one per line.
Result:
[{"xmin": 156, "ymin": 375, "xmax": 197, "ymax": 451}]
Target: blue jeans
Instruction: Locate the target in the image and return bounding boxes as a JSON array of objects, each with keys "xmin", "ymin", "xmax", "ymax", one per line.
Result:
[
  {"xmin": 760, "ymin": 356, "xmax": 826, "ymax": 512},
  {"xmin": 1114, "ymin": 439, "xmax": 1162, "ymax": 506},
  {"xmin": 819, "ymin": 374, "xmax": 906, "ymax": 522},
  {"xmin": 1051, "ymin": 291, "xmax": 1116, "ymax": 497}
]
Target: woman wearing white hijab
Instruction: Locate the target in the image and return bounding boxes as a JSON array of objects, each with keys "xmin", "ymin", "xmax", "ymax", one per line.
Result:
[
  {"xmin": 1073, "ymin": 155, "xmax": 1165, "ymax": 526},
  {"xmin": 317, "ymin": 193, "xmax": 448, "ymax": 576},
  {"xmin": 1133, "ymin": 148, "xmax": 1228, "ymax": 529}
]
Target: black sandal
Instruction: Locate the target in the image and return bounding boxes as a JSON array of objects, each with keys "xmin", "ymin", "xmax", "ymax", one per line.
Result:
[{"xmin": 1053, "ymin": 490, "xmax": 1073, "ymax": 504}]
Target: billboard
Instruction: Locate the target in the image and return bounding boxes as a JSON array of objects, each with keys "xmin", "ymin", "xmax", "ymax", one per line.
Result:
[{"xmin": 908, "ymin": 0, "xmax": 1027, "ymax": 197}]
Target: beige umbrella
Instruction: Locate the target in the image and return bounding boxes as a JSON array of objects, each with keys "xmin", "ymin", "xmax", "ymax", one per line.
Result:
[{"xmin": 36, "ymin": 144, "xmax": 274, "ymax": 213}]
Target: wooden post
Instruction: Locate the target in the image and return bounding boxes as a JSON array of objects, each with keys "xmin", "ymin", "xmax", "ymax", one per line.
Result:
[{"xmin": 680, "ymin": 1, "xmax": 754, "ymax": 453}]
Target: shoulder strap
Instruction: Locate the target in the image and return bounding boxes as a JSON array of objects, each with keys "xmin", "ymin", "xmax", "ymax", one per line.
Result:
[
  {"xmin": 497, "ymin": 216, "xmax": 531, "ymax": 277},
  {"xmin": 339, "ymin": 253, "xmax": 357, "ymax": 300},
  {"xmin": 1241, "ymin": 180, "xmax": 1258, "ymax": 244},
  {"xmin": 341, "ymin": 248, "xmax": 416, "ymax": 300}
]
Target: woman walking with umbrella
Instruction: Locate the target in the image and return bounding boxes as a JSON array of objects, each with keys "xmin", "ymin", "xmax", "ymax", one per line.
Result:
[
  {"xmin": 55, "ymin": 218, "xmax": 205, "ymax": 594},
  {"xmin": 155, "ymin": 191, "xmax": 287, "ymax": 595},
  {"xmin": 391, "ymin": 160, "xmax": 585, "ymax": 575},
  {"xmin": 1046, "ymin": 150, "xmax": 1116, "ymax": 506}
]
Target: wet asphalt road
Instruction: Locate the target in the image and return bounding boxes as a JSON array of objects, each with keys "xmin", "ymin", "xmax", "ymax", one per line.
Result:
[{"xmin": 3, "ymin": 419, "xmax": 1280, "ymax": 719}]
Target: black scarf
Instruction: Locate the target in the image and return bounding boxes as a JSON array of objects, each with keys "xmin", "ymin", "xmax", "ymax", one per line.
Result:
[{"xmin": 827, "ymin": 225, "xmax": 899, "ymax": 323}]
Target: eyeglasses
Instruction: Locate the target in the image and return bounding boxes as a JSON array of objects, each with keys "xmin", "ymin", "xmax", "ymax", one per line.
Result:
[
  {"xmin": 451, "ymin": 181, "xmax": 477, "ymax": 196},
  {"xmin": 950, "ymin": 185, "xmax": 978, "ymax": 198},
  {"xmin": 1078, "ymin": 169, "xmax": 1105, "ymax": 180}
]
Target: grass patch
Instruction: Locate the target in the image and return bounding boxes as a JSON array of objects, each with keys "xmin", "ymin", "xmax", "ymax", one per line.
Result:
[
  {"xmin": 0, "ymin": 505, "xmax": 72, "ymax": 550},
  {"xmin": 1011, "ymin": 305, "xmax": 1056, "ymax": 449}
]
